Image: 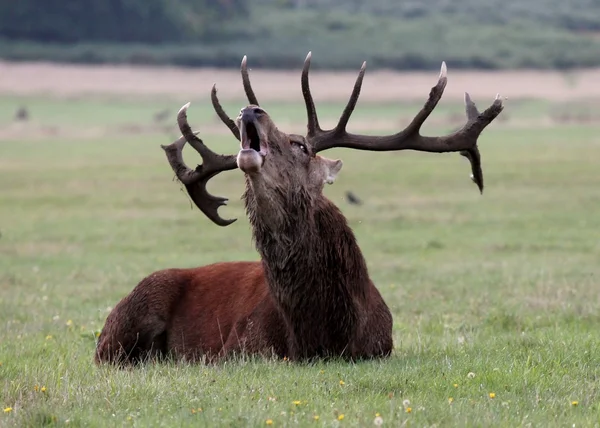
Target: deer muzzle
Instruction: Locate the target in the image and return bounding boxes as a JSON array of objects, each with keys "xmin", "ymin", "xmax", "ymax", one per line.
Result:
[{"xmin": 237, "ymin": 107, "xmax": 268, "ymax": 174}]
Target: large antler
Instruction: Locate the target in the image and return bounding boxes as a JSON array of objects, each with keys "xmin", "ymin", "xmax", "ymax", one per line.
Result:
[
  {"xmin": 161, "ymin": 103, "xmax": 239, "ymax": 226},
  {"xmin": 164, "ymin": 56, "xmax": 262, "ymax": 226},
  {"xmin": 301, "ymin": 52, "xmax": 504, "ymax": 193},
  {"xmin": 211, "ymin": 55, "xmax": 261, "ymax": 140}
]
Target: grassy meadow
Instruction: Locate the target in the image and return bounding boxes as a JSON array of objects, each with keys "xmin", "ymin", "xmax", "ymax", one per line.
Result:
[{"xmin": 1, "ymin": 87, "xmax": 600, "ymax": 427}]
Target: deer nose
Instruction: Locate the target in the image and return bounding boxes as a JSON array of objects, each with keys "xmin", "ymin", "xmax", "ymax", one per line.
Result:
[{"xmin": 240, "ymin": 107, "xmax": 264, "ymax": 123}]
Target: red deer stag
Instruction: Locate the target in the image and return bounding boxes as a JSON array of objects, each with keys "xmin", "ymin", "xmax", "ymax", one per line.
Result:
[{"xmin": 96, "ymin": 53, "xmax": 504, "ymax": 365}]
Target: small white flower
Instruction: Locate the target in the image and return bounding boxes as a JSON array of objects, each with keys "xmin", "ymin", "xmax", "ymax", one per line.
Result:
[
  {"xmin": 402, "ymin": 399, "xmax": 411, "ymax": 408},
  {"xmin": 467, "ymin": 372, "xmax": 476, "ymax": 379},
  {"xmin": 374, "ymin": 416, "xmax": 383, "ymax": 426}
]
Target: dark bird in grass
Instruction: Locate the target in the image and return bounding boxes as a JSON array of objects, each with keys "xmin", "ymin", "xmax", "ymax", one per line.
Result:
[
  {"xmin": 345, "ymin": 191, "xmax": 363, "ymax": 205},
  {"xmin": 153, "ymin": 109, "xmax": 170, "ymax": 123},
  {"xmin": 15, "ymin": 107, "xmax": 29, "ymax": 121}
]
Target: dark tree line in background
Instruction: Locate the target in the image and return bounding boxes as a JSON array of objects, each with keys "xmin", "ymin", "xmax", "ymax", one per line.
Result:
[
  {"xmin": 0, "ymin": 0, "xmax": 247, "ymax": 43},
  {"xmin": 0, "ymin": 0, "xmax": 599, "ymax": 70}
]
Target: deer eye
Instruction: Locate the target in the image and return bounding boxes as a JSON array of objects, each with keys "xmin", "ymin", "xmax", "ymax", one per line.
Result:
[{"xmin": 291, "ymin": 140, "xmax": 308, "ymax": 154}]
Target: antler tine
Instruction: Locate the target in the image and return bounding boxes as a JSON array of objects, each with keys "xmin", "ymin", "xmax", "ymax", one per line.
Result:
[
  {"xmin": 301, "ymin": 51, "xmax": 321, "ymax": 137},
  {"xmin": 311, "ymin": 61, "xmax": 505, "ymax": 194},
  {"xmin": 333, "ymin": 61, "xmax": 367, "ymax": 134},
  {"xmin": 459, "ymin": 92, "xmax": 488, "ymax": 193},
  {"xmin": 302, "ymin": 55, "xmax": 366, "ymax": 140},
  {"xmin": 241, "ymin": 55, "xmax": 260, "ymax": 106},
  {"xmin": 161, "ymin": 134, "xmax": 201, "ymax": 185},
  {"xmin": 161, "ymin": 102, "xmax": 239, "ymax": 227},
  {"xmin": 211, "ymin": 84, "xmax": 240, "ymax": 139}
]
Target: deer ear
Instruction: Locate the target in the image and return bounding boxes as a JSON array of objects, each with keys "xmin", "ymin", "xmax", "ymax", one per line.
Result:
[{"xmin": 321, "ymin": 157, "xmax": 343, "ymax": 184}]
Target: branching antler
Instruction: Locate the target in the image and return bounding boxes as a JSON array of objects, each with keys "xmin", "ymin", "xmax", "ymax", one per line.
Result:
[
  {"xmin": 163, "ymin": 53, "xmax": 504, "ymax": 227},
  {"xmin": 161, "ymin": 103, "xmax": 238, "ymax": 226},
  {"xmin": 301, "ymin": 53, "xmax": 504, "ymax": 193},
  {"xmin": 163, "ymin": 55, "xmax": 265, "ymax": 225}
]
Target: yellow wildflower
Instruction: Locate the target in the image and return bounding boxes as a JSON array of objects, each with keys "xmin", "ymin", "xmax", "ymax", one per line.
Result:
[
  {"xmin": 3, "ymin": 407, "xmax": 12, "ymax": 413},
  {"xmin": 405, "ymin": 407, "xmax": 412, "ymax": 413},
  {"xmin": 375, "ymin": 413, "xmax": 380, "ymax": 417},
  {"xmin": 45, "ymin": 335, "xmax": 52, "ymax": 340},
  {"xmin": 448, "ymin": 397, "xmax": 454, "ymax": 404},
  {"xmin": 313, "ymin": 415, "xmax": 320, "ymax": 421},
  {"xmin": 453, "ymin": 383, "xmax": 458, "ymax": 388},
  {"xmin": 489, "ymin": 392, "xmax": 496, "ymax": 399},
  {"xmin": 266, "ymin": 419, "xmax": 273, "ymax": 425},
  {"xmin": 338, "ymin": 414, "xmax": 345, "ymax": 421},
  {"xmin": 339, "ymin": 380, "xmax": 345, "ymax": 386},
  {"xmin": 66, "ymin": 320, "xmax": 73, "ymax": 327},
  {"xmin": 34, "ymin": 385, "xmax": 39, "ymax": 392},
  {"xmin": 41, "ymin": 386, "xmax": 47, "ymax": 393},
  {"xmin": 292, "ymin": 400, "xmax": 302, "ymax": 405},
  {"xmin": 571, "ymin": 401, "xmax": 579, "ymax": 407}
]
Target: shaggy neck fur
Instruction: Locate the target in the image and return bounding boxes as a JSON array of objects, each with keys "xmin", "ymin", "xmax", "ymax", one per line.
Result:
[{"xmin": 243, "ymin": 176, "xmax": 370, "ymax": 360}]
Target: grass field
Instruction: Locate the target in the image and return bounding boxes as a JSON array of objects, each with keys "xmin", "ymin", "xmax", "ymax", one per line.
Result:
[{"xmin": 1, "ymin": 64, "xmax": 600, "ymax": 427}]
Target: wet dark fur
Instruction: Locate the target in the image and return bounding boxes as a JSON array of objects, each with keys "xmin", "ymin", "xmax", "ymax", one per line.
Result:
[{"xmin": 243, "ymin": 174, "xmax": 393, "ymax": 360}]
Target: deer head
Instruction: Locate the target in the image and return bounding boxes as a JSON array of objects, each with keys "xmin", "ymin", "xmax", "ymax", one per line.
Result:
[{"xmin": 162, "ymin": 52, "xmax": 504, "ymax": 226}]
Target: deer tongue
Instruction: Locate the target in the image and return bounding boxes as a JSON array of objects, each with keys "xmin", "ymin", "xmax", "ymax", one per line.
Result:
[{"xmin": 237, "ymin": 149, "xmax": 264, "ymax": 174}]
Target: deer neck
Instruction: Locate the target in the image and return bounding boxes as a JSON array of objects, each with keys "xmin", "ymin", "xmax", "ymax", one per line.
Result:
[{"xmin": 243, "ymin": 179, "xmax": 370, "ymax": 356}]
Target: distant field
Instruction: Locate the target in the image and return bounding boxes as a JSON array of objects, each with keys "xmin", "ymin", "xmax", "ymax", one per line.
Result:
[
  {"xmin": 1, "ymin": 60, "xmax": 600, "ymax": 102},
  {"xmin": 1, "ymin": 61, "xmax": 600, "ymax": 142},
  {"xmin": 1, "ymin": 63, "xmax": 600, "ymax": 427}
]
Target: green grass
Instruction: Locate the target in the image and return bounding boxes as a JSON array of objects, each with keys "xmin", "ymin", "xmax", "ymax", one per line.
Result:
[{"xmin": 1, "ymin": 96, "xmax": 600, "ymax": 427}]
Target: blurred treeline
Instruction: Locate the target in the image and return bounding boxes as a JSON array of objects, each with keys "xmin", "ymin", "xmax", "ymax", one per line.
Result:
[{"xmin": 1, "ymin": 0, "xmax": 600, "ymax": 70}]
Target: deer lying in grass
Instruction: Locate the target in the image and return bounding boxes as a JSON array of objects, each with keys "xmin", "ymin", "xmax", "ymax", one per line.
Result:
[{"xmin": 95, "ymin": 53, "xmax": 504, "ymax": 365}]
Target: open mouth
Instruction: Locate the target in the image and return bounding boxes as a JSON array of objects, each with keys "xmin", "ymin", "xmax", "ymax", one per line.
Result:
[
  {"xmin": 245, "ymin": 122, "xmax": 261, "ymax": 151},
  {"xmin": 237, "ymin": 118, "xmax": 267, "ymax": 174},
  {"xmin": 240, "ymin": 121, "xmax": 268, "ymax": 155}
]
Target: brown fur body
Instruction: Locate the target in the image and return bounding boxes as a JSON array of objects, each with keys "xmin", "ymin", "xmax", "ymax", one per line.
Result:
[{"xmin": 95, "ymin": 258, "xmax": 392, "ymax": 364}]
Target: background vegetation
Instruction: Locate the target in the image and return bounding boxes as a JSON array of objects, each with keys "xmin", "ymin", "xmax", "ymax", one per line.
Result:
[{"xmin": 1, "ymin": 0, "xmax": 600, "ymax": 69}]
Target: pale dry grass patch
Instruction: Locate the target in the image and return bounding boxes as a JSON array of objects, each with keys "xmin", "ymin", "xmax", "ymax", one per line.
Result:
[{"xmin": 1, "ymin": 60, "xmax": 600, "ymax": 103}]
